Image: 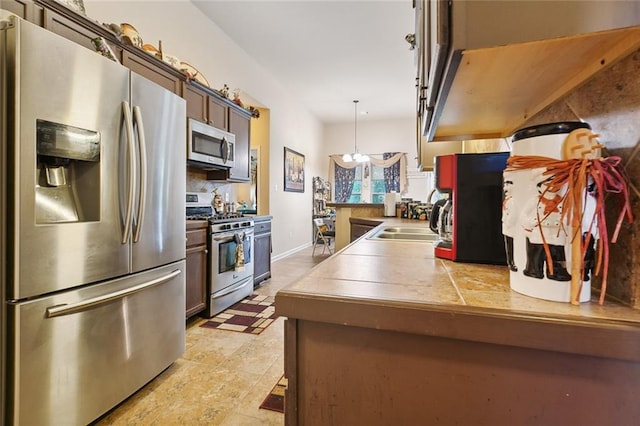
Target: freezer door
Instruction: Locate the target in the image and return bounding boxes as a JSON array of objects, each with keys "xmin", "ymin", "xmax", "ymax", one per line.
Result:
[
  {"xmin": 7, "ymin": 18, "xmax": 130, "ymax": 299},
  {"xmin": 6, "ymin": 261, "xmax": 185, "ymax": 426},
  {"xmin": 130, "ymin": 73, "xmax": 186, "ymax": 273}
]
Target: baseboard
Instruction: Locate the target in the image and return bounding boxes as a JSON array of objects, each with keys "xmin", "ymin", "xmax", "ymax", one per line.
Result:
[{"xmin": 272, "ymin": 242, "xmax": 312, "ymax": 262}]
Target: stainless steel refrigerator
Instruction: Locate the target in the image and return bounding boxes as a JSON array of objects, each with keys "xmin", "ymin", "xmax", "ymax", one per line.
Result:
[{"xmin": 0, "ymin": 16, "xmax": 187, "ymax": 425}]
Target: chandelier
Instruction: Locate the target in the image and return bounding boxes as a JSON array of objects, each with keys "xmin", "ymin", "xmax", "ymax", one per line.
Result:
[{"xmin": 342, "ymin": 100, "xmax": 369, "ymax": 162}]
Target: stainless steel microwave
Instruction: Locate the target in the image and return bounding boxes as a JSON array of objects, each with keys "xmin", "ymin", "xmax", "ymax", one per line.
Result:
[{"xmin": 187, "ymin": 118, "xmax": 235, "ymax": 168}]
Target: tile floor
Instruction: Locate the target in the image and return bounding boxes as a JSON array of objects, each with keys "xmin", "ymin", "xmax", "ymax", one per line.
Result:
[{"xmin": 94, "ymin": 245, "xmax": 330, "ymax": 425}]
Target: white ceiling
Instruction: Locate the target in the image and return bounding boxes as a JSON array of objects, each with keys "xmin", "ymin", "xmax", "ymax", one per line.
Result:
[{"xmin": 191, "ymin": 0, "xmax": 417, "ymax": 124}]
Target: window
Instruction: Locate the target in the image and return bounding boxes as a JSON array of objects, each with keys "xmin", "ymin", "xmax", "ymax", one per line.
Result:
[
  {"xmin": 346, "ymin": 163, "xmax": 386, "ymax": 203},
  {"xmin": 347, "ymin": 165, "xmax": 362, "ymax": 203},
  {"xmin": 371, "ymin": 165, "xmax": 386, "ymax": 203},
  {"xmin": 331, "ymin": 152, "xmax": 406, "ymax": 203}
]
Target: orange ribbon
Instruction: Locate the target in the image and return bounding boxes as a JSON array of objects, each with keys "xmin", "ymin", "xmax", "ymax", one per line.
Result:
[{"xmin": 506, "ymin": 155, "xmax": 633, "ymax": 304}]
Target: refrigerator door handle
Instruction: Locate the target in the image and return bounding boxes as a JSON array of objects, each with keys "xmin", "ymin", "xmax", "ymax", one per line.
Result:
[
  {"xmin": 45, "ymin": 269, "xmax": 182, "ymax": 318},
  {"xmin": 122, "ymin": 101, "xmax": 136, "ymax": 244},
  {"xmin": 132, "ymin": 105, "xmax": 147, "ymax": 243}
]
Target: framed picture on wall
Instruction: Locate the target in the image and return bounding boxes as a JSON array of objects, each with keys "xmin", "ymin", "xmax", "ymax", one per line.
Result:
[{"xmin": 284, "ymin": 147, "xmax": 305, "ymax": 193}]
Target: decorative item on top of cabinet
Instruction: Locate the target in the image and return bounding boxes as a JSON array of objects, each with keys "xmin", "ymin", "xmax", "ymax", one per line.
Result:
[
  {"xmin": 52, "ymin": 0, "xmax": 85, "ymax": 15},
  {"xmin": 254, "ymin": 216, "xmax": 272, "ymax": 287},
  {"xmin": 186, "ymin": 221, "xmax": 208, "ymax": 318}
]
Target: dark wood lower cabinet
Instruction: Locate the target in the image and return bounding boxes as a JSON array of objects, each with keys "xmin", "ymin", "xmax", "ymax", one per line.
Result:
[
  {"xmin": 186, "ymin": 221, "xmax": 208, "ymax": 318},
  {"xmin": 253, "ymin": 217, "xmax": 272, "ymax": 287},
  {"xmin": 350, "ymin": 218, "xmax": 382, "ymax": 242}
]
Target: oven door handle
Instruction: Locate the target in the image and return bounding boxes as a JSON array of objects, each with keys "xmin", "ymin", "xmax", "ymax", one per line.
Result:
[
  {"xmin": 213, "ymin": 277, "xmax": 251, "ymax": 298},
  {"xmin": 212, "ymin": 229, "xmax": 254, "ymax": 241}
]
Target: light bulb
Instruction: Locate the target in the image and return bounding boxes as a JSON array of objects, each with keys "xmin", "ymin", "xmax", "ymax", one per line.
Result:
[{"xmin": 342, "ymin": 153, "xmax": 353, "ymax": 162}]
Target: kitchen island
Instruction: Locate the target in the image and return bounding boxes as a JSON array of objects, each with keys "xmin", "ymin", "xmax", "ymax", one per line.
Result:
[
  {"xmin": 275, "ymin": 218, "xmax": 640, "ymax": 425},
  {"xmin": 325, "ymin": 202, "xmax": 384, "ymax": 251}
]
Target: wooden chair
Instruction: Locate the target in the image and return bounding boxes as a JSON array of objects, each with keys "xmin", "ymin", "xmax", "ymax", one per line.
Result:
[{"xmin": 312, "ymin": 218, "xmax": 335, "ymax": 255}]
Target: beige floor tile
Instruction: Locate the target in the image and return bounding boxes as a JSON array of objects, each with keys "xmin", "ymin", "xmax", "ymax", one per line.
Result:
[{"xmin": 93, "ymin": 244, "xmax": 326, "ymax": 425}]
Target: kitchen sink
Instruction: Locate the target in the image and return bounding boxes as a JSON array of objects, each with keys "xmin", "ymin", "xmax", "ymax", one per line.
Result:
[{"xmin": 367, "ymin": 227, "xmax": 439, "ymax": 242}]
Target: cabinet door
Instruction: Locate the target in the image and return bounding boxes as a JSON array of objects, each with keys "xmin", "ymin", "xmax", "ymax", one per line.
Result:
[
  {"xmin": 208, "ymin": 96, "xmax": 228, "ymax": 129},
  {"xmin": 43, "ymin": 8, "xmax": 99, "ymax": 51},
  {"xmin": 227, "ymin": 109, "xmax": 251, "ymax": 182},
  {"xmin": 254, "ymin": 231, "xmax": 272, "ymax": 286},
  {"xmin": 181, "ymin": 82, "xmax": 208, "ymax": 123},
  {"xmin": 122, "ymin": 50, "xmax": 181, "ymax": 94},
  {"xmin": 186, "ymin": 228, "xmax": 207, "ymax": 318},
  {"xmin": 1, "ymin": 0, "xmax": 43, "ymax": 24}
]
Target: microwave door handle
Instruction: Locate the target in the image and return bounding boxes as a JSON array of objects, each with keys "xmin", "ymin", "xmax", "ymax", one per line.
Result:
[
  {"xmin": 221, "ymin": 137, "xmax": 229, "ymax": 163},
  {"xmin": 132, "ymin": 105, "xmax": 147, "ymax": 243},
  {"xmin": 121, "ymin": 101, "xmax": 136, "ymax": 244}
]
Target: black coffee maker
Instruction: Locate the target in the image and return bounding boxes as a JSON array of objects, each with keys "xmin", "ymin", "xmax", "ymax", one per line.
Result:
[{"xmin": 429, "ymin": 152, "xmax": 509, "ymax": 264}]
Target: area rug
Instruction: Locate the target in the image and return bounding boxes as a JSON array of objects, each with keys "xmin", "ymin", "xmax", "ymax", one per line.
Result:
[
  {"xmin": 200, "ymin": 294, "xmax": 278, "ymax": 335},
  {"xmin": 259, "ymin": 375, "xmax": 286, "ymax": 413}
]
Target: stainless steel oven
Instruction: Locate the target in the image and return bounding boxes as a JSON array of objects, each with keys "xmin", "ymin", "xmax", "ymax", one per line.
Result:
[
  {"xmin": 187, "ymin": 118, "xmax": 235, "ymax": 169},
  {"xmin": 207, "ymin": 221, "xmax": 254, "ymax": 317},
  {"xmin": 186, "ymin": 192, "xmax": 254, "ymax": 317}
]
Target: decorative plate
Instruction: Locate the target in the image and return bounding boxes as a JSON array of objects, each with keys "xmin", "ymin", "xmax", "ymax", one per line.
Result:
[{"xmin": 179, "ymin": 62, "xmax": 210, "ymax": 87}]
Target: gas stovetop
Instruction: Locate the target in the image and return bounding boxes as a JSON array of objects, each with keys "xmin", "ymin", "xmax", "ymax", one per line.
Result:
[
  {"xmin": 186, "ymin": 212, "xmax": 245, "ymax": 222},
  {"xmin": 186, "ymin": 192, "xmax": 253, "ymax": 232}
]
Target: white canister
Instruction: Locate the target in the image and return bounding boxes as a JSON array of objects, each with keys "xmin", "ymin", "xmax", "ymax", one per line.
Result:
[{"xmin": 503, "ymin": 122, "xmax": 595, "ymax": 303}]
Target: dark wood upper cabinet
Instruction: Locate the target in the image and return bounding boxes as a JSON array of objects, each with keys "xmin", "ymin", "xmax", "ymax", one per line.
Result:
[
  {"xmin": 182, "ymin": 82, "xmax": 208, "ymax": 123},
  {"xmin": 1, "ymin": 0, "xmax": 43, "ymax": 25},
  {"xmin": 208, "ymin": 96, "xmax": 228, "ymax": 130},
  {"xmin": 122, "ymin": 50, "xmax": 181, "ymax": 95},
  {"xmin": 181, "ymin": 81, "xmax": 229, "ymax": 129},
  {"xmin": 227, "ymin": 108, "xmax": 251, "ymax": 182},
  {"xmin": 43, "ymin": 8, "xmax": 96, "ymax": 50}
]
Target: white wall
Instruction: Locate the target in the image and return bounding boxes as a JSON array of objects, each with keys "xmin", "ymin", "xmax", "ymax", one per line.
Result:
[
  {"xmin": 85, "ymin": 0, "xmax": 324, "ymax": 257},
  {"xmin": 323, "ymin": 117, "xmax": 418, "ymax": 171},
  {"xmin": 322, "ymin": 117, "xmax": 428, "ymax": 198}
]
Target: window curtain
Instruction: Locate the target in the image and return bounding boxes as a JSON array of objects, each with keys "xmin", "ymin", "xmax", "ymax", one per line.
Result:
[
  {"xmin": 329, "ymin": 153, "xmax": 408, "ymax": 201},
  {"xmin": 329, "ymin": 158, "xmax": 357, "ymax": 202},
  {"xmin": 382, "ymin": 152, "xmax": 401, "ymax": 192},
  {"xmin": 369, "ymin": 152, "xmax": 407, "ymax": 194}
]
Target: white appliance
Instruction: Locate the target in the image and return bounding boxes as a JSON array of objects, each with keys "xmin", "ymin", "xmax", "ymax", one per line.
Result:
[
  {"xmin": 1, "ymin": 16, "xmax": 186, "ymax": 425},
  {"xmin": 384, "ymin": 192, "xmax": 400, "ymax": 216}
]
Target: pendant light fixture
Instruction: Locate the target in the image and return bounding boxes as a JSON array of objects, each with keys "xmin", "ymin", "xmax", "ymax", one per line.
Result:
[{"xmin": 342, "ymin": 100, "xmax": 369, "ymax": 162}]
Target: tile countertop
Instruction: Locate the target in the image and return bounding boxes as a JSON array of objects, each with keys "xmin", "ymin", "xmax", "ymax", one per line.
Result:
[{"xmin": 276, "ymin": 217, "xmax": 640, "ymax": 363}]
